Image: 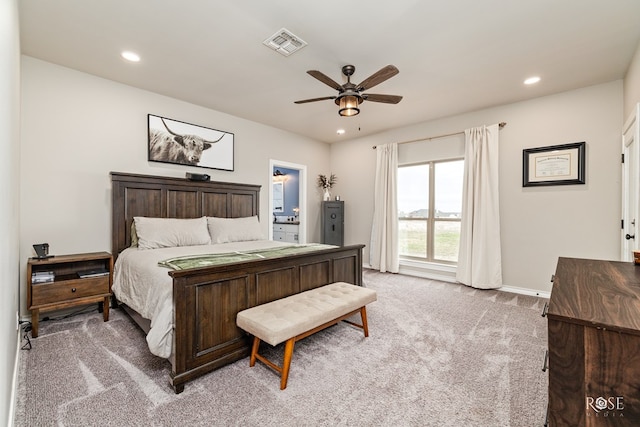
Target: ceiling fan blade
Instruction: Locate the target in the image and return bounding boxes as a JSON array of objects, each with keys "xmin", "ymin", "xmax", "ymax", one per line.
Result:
[
  {"xmin": 307, "ymin": 70, "xmax": 343, "ymax": 91},
  {"xmin": 356, "ymin": 65, "xmax": 399, "ymax": 91},
  {"xmin": 362, "ymin": 93, "xmax": 403, "ymax": 104},
  {"xmin": 294, "ymin": 96, "xmax": 336, "ymax": 104}
]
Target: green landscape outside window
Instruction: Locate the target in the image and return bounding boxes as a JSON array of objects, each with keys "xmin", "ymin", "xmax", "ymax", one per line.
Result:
[{"xmin": 398, "ymin": 159, "xmax": 463, "ymax": 263}]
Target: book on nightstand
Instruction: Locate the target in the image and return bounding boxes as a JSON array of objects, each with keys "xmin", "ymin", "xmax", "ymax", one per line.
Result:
[
  {"xmin": 31, "ymin": 271, "xmax": 55, "ymax": 283},
  {"xmin": 77, "ymin": 268, "xmax": 110, "ymax": 279}
]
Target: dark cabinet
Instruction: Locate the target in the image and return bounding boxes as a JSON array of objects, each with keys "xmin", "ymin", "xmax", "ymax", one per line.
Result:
[
  {"xmin": 547, "ymin": 257, "xmax": 640, "ymax": 425},
  {"xmin": 321, "ymin": 201, "xmax": 344, "ymax": 246}
]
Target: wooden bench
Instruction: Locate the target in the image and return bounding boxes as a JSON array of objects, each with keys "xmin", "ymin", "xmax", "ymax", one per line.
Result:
[{"xmin": 236, "ymin": 282, "xmax": 377, "ymax": 390}]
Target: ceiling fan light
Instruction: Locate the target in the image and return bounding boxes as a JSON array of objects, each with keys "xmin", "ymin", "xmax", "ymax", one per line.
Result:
[{"xmin": 338, "ymin": 95, "xmax": 361, "ymax": 117}]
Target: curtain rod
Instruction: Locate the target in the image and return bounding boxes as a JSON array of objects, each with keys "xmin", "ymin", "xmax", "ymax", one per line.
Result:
[{"xmin": 372, "ymin": 122, "xmax": 507, "ymax": 149}]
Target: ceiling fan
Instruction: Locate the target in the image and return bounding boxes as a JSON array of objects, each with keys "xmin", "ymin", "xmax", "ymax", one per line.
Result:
[{"xmin": 294, "ymin": 64, "xmax": 403, "ymax": 117}]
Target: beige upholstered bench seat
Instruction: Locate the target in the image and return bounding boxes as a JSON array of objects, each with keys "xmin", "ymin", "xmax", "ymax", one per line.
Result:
[{"xmin": 236, "ymin": 282, "xmax": 377, "ymax": 389}]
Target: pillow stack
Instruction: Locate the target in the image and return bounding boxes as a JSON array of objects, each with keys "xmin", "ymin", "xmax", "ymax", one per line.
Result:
[{"xmin": 131, "ymin": 216, "xmax": 264, "ymax": 249}]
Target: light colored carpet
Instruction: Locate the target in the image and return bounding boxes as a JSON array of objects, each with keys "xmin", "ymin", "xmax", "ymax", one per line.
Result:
[{"xmin": 14, "ymin": 270, "xmax": 549, "ymax": 426}]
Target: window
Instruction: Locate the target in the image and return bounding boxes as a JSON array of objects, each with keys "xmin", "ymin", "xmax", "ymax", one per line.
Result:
[{"xmin": 398, "ymin": 159, "xmax": 464, "ymax": 264}]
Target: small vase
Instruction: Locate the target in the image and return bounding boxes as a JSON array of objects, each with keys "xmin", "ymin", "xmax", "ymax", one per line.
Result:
[{"xmin": 323, "ymin": 188, "xmax": 331, "ymax": 201}]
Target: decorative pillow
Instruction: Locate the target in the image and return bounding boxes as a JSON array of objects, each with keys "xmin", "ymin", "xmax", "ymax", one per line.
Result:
[
  {"xmin": 130, "ymin": 221, "xmax": 139, "ymax": 247},
  {"xmin": 207, "ymin": 216, "xmax": 264, "ymax": 244},
  {"xmin": 133, "ymin": 217, "xmax": 211, "ymax": 249}
]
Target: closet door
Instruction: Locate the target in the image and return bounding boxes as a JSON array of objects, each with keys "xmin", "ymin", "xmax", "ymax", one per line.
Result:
[{"xmin": 622, "ymin": 103, "xmax": 640, "ymax": 261}]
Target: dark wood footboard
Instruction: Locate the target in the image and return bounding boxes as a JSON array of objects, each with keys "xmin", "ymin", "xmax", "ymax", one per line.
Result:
[{"xmin": 169, "ymin": 244, "xmax": 364, "ymax": 393}]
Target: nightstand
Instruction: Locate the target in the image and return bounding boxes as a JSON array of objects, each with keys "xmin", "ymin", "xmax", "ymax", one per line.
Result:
[{"xmin": 26, "ymin": 251, "xmax": 113, "ymax": 338}]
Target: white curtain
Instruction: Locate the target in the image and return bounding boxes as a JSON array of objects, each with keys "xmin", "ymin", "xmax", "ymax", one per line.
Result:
[
  {"xmin": 369, "ymin": 143, "xmax": 399, "ymax": 273},
  {"xmin": 456, "ymin": 124, "xmax": 502, "ymax": 289}
]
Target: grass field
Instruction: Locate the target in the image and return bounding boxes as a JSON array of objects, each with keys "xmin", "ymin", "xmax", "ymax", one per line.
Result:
[{"xmin": 399, "ymin": 220, "xmax": 460, "ymax": 262}]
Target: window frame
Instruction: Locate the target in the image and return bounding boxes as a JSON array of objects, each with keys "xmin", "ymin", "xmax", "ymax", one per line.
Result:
[{"xmin": 398, "ymin": 157, "xmax": 463, "ymax": 265}]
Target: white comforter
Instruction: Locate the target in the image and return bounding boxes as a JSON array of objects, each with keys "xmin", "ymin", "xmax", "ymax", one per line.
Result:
[{"xmin": 112, "ymin": 240, "xmax": 291, "ymax": 358}]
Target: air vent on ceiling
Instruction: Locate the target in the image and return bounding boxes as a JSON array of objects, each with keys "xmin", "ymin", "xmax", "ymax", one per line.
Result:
[{"xmin": 263, "ymin": 28, "xmax": 307, "ymax": 57}]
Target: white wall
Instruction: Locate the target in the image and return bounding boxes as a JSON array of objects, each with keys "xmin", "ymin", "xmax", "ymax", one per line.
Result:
[
  {"xmin": 1, "ymin": 0, "xmax": 21, "ymax": 424},
  {"xmin": 332, "ymin": 81, "xmax": 623, "ymax": 293},
  {"xmin": 624, "ymin": 41, "xmax": 640, "ymax": 119},
  {"xmin": 19, "ymin": 55, "xmax": 629, "ymax": 300},
  {"xmin": 19, "ymin": 56, "xmax": 331, "ymax": 315}
]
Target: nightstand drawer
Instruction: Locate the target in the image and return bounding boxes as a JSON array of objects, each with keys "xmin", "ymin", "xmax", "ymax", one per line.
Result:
[{"xmin": 31, "ymin": 277, "xmax": 109, "ymax": 306}]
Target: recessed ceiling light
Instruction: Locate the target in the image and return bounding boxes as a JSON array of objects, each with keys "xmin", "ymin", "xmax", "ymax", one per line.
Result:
[
  {"xmin": 336, "ymin": 129, "xmax": 345, "ymax": 135},
  {"xmin": 121, "ymin": 51, "xmax": 141, "ymax": 62},
  {"xmin": 524, "ymin": 76, "xmax": 541, "ymax": 85}
]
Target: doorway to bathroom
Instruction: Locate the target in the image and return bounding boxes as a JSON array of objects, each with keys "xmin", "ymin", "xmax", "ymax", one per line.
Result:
[{"xmin": 269, "ymin": 159, "xmax": 307, "ymax": 244}]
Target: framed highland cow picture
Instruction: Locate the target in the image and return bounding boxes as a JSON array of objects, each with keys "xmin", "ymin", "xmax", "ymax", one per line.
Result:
[{"xmin": 148, "ymin": 114, "xmax": 234, "ymax": 171}]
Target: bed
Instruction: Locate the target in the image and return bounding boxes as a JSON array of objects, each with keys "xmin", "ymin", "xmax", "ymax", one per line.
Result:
[{"xmin": 110, "ymin": 172, "xmax": 364, "ymax": 393}]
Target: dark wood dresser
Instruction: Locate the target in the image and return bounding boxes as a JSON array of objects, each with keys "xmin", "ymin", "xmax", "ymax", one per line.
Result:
[{"xmin": 547, "ymin": 257, "xmax": 640, "ymax": 426}]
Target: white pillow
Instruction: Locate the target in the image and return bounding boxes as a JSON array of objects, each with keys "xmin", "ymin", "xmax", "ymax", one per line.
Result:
[
  {"xmin": 207, "ymin": 216, "xmax": 264, "ymax": 244},
  {"xmin": 133, "ymin": 217, "xmax": 211, "ymax": 249}
]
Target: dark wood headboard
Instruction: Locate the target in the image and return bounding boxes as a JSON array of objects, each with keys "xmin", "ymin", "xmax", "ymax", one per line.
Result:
[{"xmin": 111, "ymin": 172, "xmax": 260, "ymax": 259}]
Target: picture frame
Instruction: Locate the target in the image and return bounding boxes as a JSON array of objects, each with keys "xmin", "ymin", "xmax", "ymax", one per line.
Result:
[
  {"xmin": 148, "ymin": 114, "xmax": 234, "ymax": 171},
  {"xmin": 522, "ymin": 141, "xmax": 585, "ymax": 187}
]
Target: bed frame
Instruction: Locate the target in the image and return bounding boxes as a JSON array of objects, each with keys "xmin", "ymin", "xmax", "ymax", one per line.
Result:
[{"xmin": 111, "ymin": 172, "xmax": 364, "ymax": 393}]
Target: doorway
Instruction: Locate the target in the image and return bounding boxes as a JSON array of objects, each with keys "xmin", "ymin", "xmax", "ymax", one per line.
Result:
[
  {"xmin": 269, "ymin": 159, "xmax": 307, "ymax": 243},
  {"xmin": 622, "ymin": 103, "xmax": 640, "ymax": 261}
]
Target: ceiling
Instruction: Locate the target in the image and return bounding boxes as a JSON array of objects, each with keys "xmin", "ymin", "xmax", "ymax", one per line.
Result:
[{"xmin": 18, "ymin": 1, "xmax": 640, "ymax": 143}]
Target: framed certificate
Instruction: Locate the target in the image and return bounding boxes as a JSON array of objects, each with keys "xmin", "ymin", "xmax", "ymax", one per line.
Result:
[{"xmin": 523, "ymin": 142, "xmax": 585, "ymax": 187}]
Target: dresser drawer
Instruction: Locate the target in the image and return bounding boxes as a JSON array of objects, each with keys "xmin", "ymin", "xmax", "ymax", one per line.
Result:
[
  {"xmin": 31, "ymin": 277, "xmax": 109, "ymax": 306},
  {"xmin": 274, "ymin": 223, "xmax": 298, "ymax": 232}
]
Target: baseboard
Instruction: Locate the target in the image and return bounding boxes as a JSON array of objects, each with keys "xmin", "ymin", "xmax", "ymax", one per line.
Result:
[
  {"xmin": 8, "ymin": 328, "xmax": 21, "ymax": 427},
  {"xmin": 364, "ymin": 264, "xmax": 551, "ymax": 299},
  {"xmin": 498, "ymin": 285, "xmax": 551, "ymax": 299},
  {"xmin": 398, "ymin": 267, "xmax": 456, "ymax": 283},
  {"xmin": 363, "ymin": 262, "xmax": 458, "ymax": 283}
]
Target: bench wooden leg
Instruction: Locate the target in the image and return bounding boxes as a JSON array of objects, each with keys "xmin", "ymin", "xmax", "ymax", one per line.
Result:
[
  {"xmin": 342, "ymin": 305, "xmax": 370, "ymax": 338},
  {"xmin": 360, "ymin": 306, "xmax": 369, "ymax": 337},
  {"xmin": 280, "ymin": 338, "xmax": 295, "ymax": 390},
  {"xmin": 250, "ymin": 336, "xmax": 260, "ymax": 367}
]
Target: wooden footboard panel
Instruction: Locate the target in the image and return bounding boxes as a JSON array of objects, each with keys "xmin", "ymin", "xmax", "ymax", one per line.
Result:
[{"xmin": 168, "ymin": 244, "xmax": 364, "ymax": 393}]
